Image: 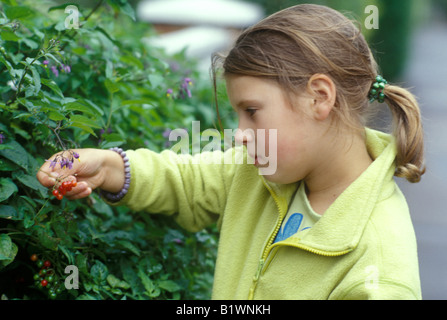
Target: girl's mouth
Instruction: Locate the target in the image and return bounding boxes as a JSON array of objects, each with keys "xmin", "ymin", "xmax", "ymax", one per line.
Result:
[{"xmin": 254, "ymin": 155, "xmax": 269, "ymax": 168}]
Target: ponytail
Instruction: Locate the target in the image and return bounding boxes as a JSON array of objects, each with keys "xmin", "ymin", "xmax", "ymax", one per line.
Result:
[{"xmin": 383, "ymin": 85, "xmax": 426, "ymax": 183}]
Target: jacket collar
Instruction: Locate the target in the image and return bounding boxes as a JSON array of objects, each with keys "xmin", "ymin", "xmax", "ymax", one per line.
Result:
[{"xmin": 262, "ymin": 128, "xmax": 397, "ymax": 254}]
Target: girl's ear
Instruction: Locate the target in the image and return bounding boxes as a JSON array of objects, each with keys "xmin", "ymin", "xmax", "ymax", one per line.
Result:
[{"xmin": 307, "ymin": 74, "xmax": 336, "ymax": 121}]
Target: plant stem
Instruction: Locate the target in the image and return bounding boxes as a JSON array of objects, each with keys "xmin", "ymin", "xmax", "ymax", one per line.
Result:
[
  {"xmin": 15, "ymin": 55, "xmax": 41, "ymax": 99},
  {"xmin": 105, "ymin": 92, "xmax": 114, "ymax": 131},
  {"xmin": 34, "ymin": 198, "xmax": 50, "ymax": 222},
  {"xmin": 52, "ymin": 121, "xmax": 67, "ymax": 150}
]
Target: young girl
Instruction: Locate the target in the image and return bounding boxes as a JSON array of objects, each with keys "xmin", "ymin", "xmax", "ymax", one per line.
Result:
[{"xmin": 37, "ymin": 4, "xmax": 425, "ymax": 299}]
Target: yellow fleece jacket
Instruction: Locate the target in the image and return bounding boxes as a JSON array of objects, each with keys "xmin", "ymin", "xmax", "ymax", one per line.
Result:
[{"xmin": 110, "ymin": 128, "xmax": 422, "ymax": 300}]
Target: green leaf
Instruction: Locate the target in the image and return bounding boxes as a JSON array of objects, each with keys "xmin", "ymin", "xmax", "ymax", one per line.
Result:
[
  {"xmin": 12, "ymin": 171, "xmax": 47, "ymax": 193},
  {"xmin": 104, "ymin": 78, "xmax": 119, "ymax": 94},
  {"xmin": 107, "ymin": 274, "xmax": 131, "ymax": 289},
  {"xmin": 137, "ymin": 267, "xmax": 160, "ymax": 298},
  {"xmin": 116, "ymin": 240, "xmax": 141, "ymax": 257},
  {"xmin": 5, "ymin": 6, "xmax": 34, "ymax": 19},
  {"xmin": 0, "ymin": 178, "xmax": 18, "ymax": 203},
  {"xmin": 148, "ymin": 74, "xmax": 164, "ymax": 89},
  {"xmin": 0, "ymin": 234, "xmax": 18, "ymax": 269},
  {"xmin": 20, "ymin": 38, "xmax": 39, "ymax": 50},
  {"xmin": 120, "ymin": 259, "xmax": 139, "ymax": 291},
  {"xmin": 0, "ymin": 30, "xmax": 20, "ymax": 41},
  {"xmin": 37, "ymin": 228, "xmax": 59, "ymax": 250},
  {"xmin": 30, "ymin": 66, "xmax": 41, "ymax": 95},
  {"xmin": 119, "ymin": 1, "xmax": 136, "ymax": 21},
  {"xmin": 41, "ymin": 78, "xmax": 64, "ymax": 98},
  {"xmin": 101, "ymin": 130, "xmax": 124, "ymax": 143},
  {"xmin": 0, "ymin": 54, "xmax": 13, "ymax": 71},
  {"xmin": 108, "ymin": 0, "xmax": 136, "ymax": 21},
  {"xmin": 120, "ymin": 54, "xmax": 143, "ymax": 69},
  {"xmin": 48, "ymin": 110, "xmax": 66, "ymax": 121},
  {"xmin": 0, "ymin": 205, "xmax": 23, "ymax": 220},
  {"xmin": 158, "ymin": 280, "xmax": 181, "ymax": 293},
  {"xmin": 69, "ymin": 114, "xmax": 101, "ymax": 137},
  {"xmin": 91, "ymin": 260, "xmax": 108, "ymax": 284},
  {"xmin": 59, "ymin": 245, "xmax": 75, "ymax": 265},
  {"xmin": 70, "ymin": 114, "xmax": 102, "ymax": 128},
  {"xmin": 83, "ymin": 99, "xmax": 104, "ymax": 116},
  {"xmin": 65, "ymin": 99, "xmax": 103, "ymax": 117},
  {"xmin": 23, "ymin": 213, "xmax": 34, "ymax": 228},
  {"xmin": 76, "ymin": 254, "xmax": 89, "ymax": 275},
  {"xmin": 0, "ymin": 140, "xmax": 29, "ymax": 170}
]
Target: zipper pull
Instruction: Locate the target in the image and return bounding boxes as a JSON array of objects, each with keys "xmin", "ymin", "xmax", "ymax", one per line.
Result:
[
  {"xmin": 248, "ymin": 259, "xmax": 265, "ymax": 300},
  {"xmin": 254, "ymin": 259, "xmax": 265, "ymax": 281}
]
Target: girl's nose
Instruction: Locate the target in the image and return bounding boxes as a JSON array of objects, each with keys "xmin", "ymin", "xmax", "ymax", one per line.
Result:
[{"xmin": 234, "ymin": 126, "xmax": 255, "ymax": 146}]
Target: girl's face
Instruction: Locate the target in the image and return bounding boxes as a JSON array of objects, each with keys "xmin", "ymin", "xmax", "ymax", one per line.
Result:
[{"xmin": 225, "ymin": 75, "xmax": 331, "ymax": 184}]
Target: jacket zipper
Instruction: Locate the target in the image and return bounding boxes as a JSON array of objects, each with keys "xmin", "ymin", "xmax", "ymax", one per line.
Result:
[
  {"xmin": 247, "ymin": 179, "xmax": 353, "ymax": 299},
  {"xmin": 248, "ymin": 180, "xmax": 286, "ymax": 299}
]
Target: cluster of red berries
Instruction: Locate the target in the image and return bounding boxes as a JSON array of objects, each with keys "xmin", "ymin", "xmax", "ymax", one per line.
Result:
[
  {"xmin": 52, "ymin": 179, "xmax": 77, "ymax": 200},
  {"xmin": 30, "ymin": 254, "xmax": 63, "ymax": 299}
]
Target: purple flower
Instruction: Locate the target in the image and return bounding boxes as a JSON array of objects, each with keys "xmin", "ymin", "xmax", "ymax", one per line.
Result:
[
  {"xmin": 59, "ymin": 158, "xmax": 66, "ymax": 169},
  {"xmin": 60, "ymin": 64, "xmax": 71, "ymax": 73},
  {"xmin": 43, "ymin": 60, "xmax": 49, "ymax": 66},
  {"xmin": 47, "ymin": 150, "xmax": 80, "ymax": 171},
  {"xmin": 166, "ymin": 88, "xmax": 173, "ymax": 98},
  {"xmin": 180, "ymin": 77, "xmax": 193, "ymax": 98},
  {"xmin": 173, "ymin": 238, "xmax": 183, "ymax": 245},
  {"xmin": 51, "ymin": 65, "xmax": 59, "ymax": 77},
  {"xmin": 48, "ymin": 159, "xmax": 57, "ymax": 169},
  {"xmin": 0, "ymin": 133, "xmax": 4, "ymax": 144},
  {"xmin": 162, "ymin": 128, "xmax": 172, "ymax": 138}
]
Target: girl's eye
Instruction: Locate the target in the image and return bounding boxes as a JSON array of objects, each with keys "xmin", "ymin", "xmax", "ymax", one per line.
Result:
[{"xmin": 245, "ymin": 108, "xmax": 257, "ymax": 117}]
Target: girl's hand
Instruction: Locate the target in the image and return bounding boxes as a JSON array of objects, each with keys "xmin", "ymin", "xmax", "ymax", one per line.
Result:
[{"xmin": 36, "ymin": 148, "xmax": 125, "ymax": 200}]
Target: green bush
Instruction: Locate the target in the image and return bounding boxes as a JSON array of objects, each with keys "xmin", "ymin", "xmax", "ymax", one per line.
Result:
[{"xmin": 0, "ymin": 0, "xmax": 231, "ymax": 300}]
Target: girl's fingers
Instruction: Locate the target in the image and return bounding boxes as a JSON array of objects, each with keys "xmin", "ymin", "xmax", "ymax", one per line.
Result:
[
  {"xmin": 66, "ymin": 187, "xmax": 92, "ymax": 200},
  {"xmin": 36, "ymin": 170, "xmax": 59, "ymax": 188},
  {"xmin": 64, "ymin": 181, "xmax": 92, "ymax": 200}
]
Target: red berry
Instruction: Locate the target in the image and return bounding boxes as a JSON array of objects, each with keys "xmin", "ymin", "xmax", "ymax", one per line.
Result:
[
  {"xmin": 56, "ymin": 194, "xmax": 63, "ymax": 200},
  {"xmin": 41, "ymin": 279, "xmax": 48, "ymax": 287},
  {"xmin": 52, "ymin": 189, "xmax": 59, "ymax": 197},
  {"xmin": 58, "ymin": 185, "xmax": 66, "ymax": 195},
  {"xmin": 71, "ymin": 180, "xmax": 77, "ymax": 187},
  {"xmin": 43, "ymin": 260, "xmax": 51, "ymax": 268},
  {"xmin": 62, "ymin": 181, "xmax": 69, "ymax": 189},
  {"xmin": 30, "ymin": 254, "xmax": 38, "ymax": 262}
]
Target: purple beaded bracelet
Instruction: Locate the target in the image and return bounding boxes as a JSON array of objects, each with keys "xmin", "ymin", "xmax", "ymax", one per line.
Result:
[{"xmin": 100, "ymin": 147, "xmax": 131, "ymax": 202}]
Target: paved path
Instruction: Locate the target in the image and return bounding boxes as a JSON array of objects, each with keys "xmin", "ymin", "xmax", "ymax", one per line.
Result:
[{"xmin": 397, "ymin": 11, "xmax": 447, "ymax": 300}]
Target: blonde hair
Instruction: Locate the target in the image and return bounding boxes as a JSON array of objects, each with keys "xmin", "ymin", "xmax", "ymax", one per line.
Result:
[{"xmin": 212, "ymin": 4, "xmax": 425, "ymax": 183}]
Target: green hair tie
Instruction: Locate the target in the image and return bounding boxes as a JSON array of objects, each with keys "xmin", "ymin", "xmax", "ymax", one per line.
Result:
[{"xmin": 369, "ymin": 75, "xmax": 388, "ymax": 103}]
